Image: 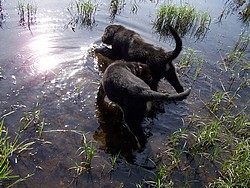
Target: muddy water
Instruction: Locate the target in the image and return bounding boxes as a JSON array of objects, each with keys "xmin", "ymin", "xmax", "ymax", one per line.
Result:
[{"xmin": 0, "ymin": 0, "xmax": 249, "ymax": 187}]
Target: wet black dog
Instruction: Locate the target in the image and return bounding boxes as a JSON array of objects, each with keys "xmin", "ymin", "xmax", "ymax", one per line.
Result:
[
  {"xmin": 95, "ymin": 24, "xmax": 184, "ymax": 92},
  {"xmin": 97, "ymin": 60, "xmax": 191, "ymax": 146}
]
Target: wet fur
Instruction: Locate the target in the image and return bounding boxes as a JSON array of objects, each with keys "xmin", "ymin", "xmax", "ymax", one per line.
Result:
[
  {"xmin": 95, "ymin": 24, "xmax": 184, "ymax": 92},
  {"xmin": 97, "ymin": 60, "xmax": 191, "ymax": 136}
]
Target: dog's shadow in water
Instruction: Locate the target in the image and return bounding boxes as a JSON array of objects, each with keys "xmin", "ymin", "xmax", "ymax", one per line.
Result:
[{"xmin": 94, "ymin": 98, "xmax": 148, "ymax": 164}]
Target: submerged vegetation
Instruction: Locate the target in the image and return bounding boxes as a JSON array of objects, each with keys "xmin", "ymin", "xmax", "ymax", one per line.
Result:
[
  {"xmin": 154, "ymin": 3, "xmax": 211, "ymax": 40},
  {"xmin": 66, "ymin": 0, "xmax": 98, "ymax": 30}
]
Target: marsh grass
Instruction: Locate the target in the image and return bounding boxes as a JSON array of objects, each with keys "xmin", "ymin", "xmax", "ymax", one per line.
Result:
[
  {"xmin": 154, "ymin": 3, "xmax": 211, "ymax": 40},
  {"xmin": 66, "ymin": 0, "xmax": 97, "ymax": 31},
  {"xmin": 69, "ymin": 132, "xmax": 95, "ymax": 177},
  {"xmin": 109, "ymin": 151, "xmax": 120, "ymax": 171},
  {"xmin": 221, "ymin": 29, "xmax": 250, "ymax": 79},
  {"xmin": 210, "ymin": 138, "xmax": 250, "ymax": 187},
  {"xmin": 0, "ymin": 112, "xmax": 34, "ymax": 187},
  {"xmin": 179, "ymin": 48, "xmax": 204, "ymax": 83},
  {"xmin": 17, "ymin": 0, "xmax": 37, "ymax": 31},
  {"xmin": 19, "ymin": 108, "xmax": 46, "ymax": 139},
  {"xmin": 147, "ymin": 30, "xmax": 249, "ymax": 187},
  {"xmin": 219, "ymin": 0, "xmax": 250, "ymax": 25}
]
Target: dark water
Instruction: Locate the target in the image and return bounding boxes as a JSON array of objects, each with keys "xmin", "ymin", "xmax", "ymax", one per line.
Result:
[{"xmin": 0, "ymin": 0, "xmax": 249, "ymax": 187}]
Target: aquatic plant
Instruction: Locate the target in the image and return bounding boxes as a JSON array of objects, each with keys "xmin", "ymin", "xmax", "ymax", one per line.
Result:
[
  {"xmin": 17, "ymin": 0, "xmax": 37, "ymax": 30},
  {"xmin": 69, "ymin": 132, "xmax": 95, "ymax": 177},
  {"xmin": 109, "ymin": 151, "xmax": 120, "ymax": 171},
  {"xmin": 0, "ymin": 112, "xmax": 34, "ymax": 187},
  {"xmin": 221, "ymin": 29, "xmax": 250, "ymax": 80},
  {"xmin": 74, "ymin": 84, "xmax": 82, "ymax": 98},
  {"xmin": 66, "ymin": 0, "xmax": 98, "ymax": 30},
  {"xmin": 109, "ymin": 0, "xmax": 125, "ymax": 22},
  {"xmin": 219, "ymin": 0, "xmax": 250, "ymax": 25},
  {"xmin": 154, "ymin": 3, "xmax": 211, "ymax": 40},
  {"xmin": 179, "ymin": 48, "xmax": 204, "ymax": 84}
]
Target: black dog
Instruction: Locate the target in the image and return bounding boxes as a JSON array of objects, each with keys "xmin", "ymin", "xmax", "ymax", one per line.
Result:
[
  {"xmin": 95, "ymin": 24, "xmax": 184, "ymax": 92},
  {"xmin": 97, "ymin": 60, "xmax": 191, "ymax": 144}
]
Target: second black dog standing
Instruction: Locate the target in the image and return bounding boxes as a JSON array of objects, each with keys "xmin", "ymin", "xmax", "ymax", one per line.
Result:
[
  {"xmin": 95, "ymin": 24, "xmax": 184, "ymax": 93},
  {"xmin": 97, "ymin": 60, "xmax": 191, "ymax": 147}
]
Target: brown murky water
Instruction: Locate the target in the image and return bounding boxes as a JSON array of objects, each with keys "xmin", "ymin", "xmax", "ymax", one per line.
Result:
[{"xmin": 0, "ymin": 0, "xmax": 249, "ymax": 187}]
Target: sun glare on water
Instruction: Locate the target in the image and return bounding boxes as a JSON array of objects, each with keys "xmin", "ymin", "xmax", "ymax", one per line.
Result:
[
  {"xmin": 29, "ymin": 34, "xmax": 61, "ymax": 73},
  {"xmin": 34, "ymin": 55, "xmax": 60, "ymax": 72}
]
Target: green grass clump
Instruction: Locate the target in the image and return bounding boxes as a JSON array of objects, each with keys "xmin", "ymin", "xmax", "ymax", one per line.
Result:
[
  {"xmin": 109, "ymin": 151, "xmax": 120, "ymax": 172},
  {"xmin": 69, "ymin": 132, "xmax": 95, "ymax": 178},
  {"xmin": 66, "ymin": 0, "xmax": 98, "ymax": 30},
  {"xmin": 0, "ymin": 112, "xmax": 34, "ymax": 187},
  {"xmin": 210, "ymin": 138, "xmax": 250, "ymax": 187},
  {"xmin": 20, "ymin": 108, "xmax": 45, "ymax": 139},
  {"xmin": 154, "ymin": 3, "xmax": 211, "ymax": 40}
]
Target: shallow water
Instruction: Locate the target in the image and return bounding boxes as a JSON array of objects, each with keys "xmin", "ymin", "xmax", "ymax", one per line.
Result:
[{"xmin": 0, "ymin": 0, "xmax": 249, "ymax": 187}]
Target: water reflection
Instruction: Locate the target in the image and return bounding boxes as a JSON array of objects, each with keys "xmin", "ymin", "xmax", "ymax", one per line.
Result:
[
  {"xmin": 94, "ymin": 99, "xmax": 144, "ymax": 163},
  {"xmin": 28, "ymin": 34, "xmax": 61, "ymax": 74}
]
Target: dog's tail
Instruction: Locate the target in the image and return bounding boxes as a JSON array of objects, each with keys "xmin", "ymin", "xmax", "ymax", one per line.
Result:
[
  {"xmin": 166, "ymin": 25, "xmax": 182, "ymax": 61},
  {"xmin": 142, "ymin": 88, "xmax": 191, "ymax": 101}
]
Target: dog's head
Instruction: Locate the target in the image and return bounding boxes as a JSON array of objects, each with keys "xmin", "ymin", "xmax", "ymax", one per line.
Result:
[
  {"xmin": 102, "ymin": 25, "xmax": 124, "ymax": 45},
  {"xmin": 164, "ymin": 61, "xmax": 184, "ymax": 93}
]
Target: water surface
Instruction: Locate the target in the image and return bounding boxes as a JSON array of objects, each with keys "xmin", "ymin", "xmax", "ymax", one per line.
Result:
[{"xmin": 0, "ymin": 0, "xmax": 249, "ymax": 187}]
